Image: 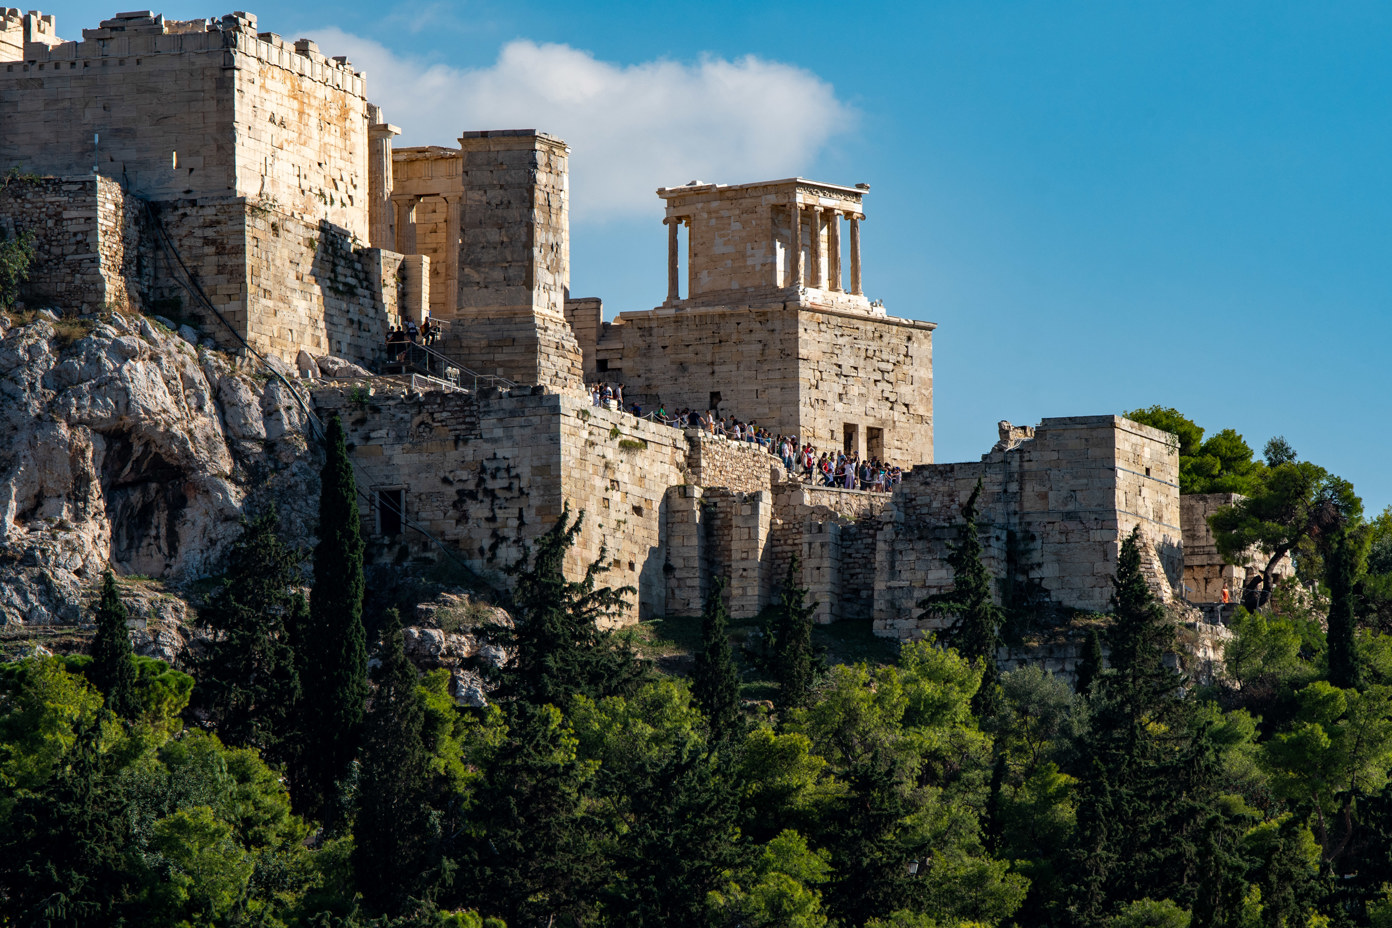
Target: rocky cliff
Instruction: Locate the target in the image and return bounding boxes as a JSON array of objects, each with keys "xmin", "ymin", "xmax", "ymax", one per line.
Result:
[{"xmin": 0, "ymin": 310, "xmax": 320, "ymax": 624}]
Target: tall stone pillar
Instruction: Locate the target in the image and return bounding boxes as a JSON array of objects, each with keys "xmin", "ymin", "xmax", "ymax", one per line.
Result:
[
  {"xmin": 790, "ymin": 203, "xmax": 803, "ymax": 288},
  {"xmin": 367, "ymin": 107, "xmax": 400, "ymax": 251},
  {"xmin": 828, "ymin": 212, "xmax": 843, "ymax": 292},
  {"xmin": 666, "ymin": 216, "xmax": 680, "ymax": 302},
  {"xmin": 392, "ymin": 195, "xmax": 419, "ymax": 256},
  {"xmin": 443, "ymin": 193, "xmax": 463, "ymax": 319},
  {"xmin": 809, "ymin": 206, "xmax": 823, "ymax": 289},
  {"xmin": 849, "ymin": 213, "xmax": 863, "ymax": 296}
]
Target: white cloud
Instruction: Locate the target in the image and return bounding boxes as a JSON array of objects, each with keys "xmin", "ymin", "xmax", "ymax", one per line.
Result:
[{"xmin": 311, "ymin": 29, "xmax": 856, "ymax": 221}]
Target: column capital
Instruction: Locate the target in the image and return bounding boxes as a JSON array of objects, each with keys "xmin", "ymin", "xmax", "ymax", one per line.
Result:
[
  {"xmin": 369, "ymin": 123, "xmax": 401, "ymax": 140},
  {"xmin": 442, "ymin": 191, "xmax": 463, "ymax": 204}
]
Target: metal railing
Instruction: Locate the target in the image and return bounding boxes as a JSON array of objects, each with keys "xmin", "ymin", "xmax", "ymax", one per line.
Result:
[{"xmin": 383, "ymin": 339, "xmax": 520, "ymax": 392}]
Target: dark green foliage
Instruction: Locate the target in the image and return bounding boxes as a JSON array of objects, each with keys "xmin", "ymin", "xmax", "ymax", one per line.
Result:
[
  {"xmin": 598, "ymin": 743, "xmax": 743, "ymax": 925},
  {"xmin": 298, "ymin": 414, "xmax": 369, "ymax": 816},
  {"xmin": 693, "ymin": 575, "xmax": 742, "ymax": 741},
  {"xmin": 1104, "ymin": 527, "xmax": 1177, "ymax": 718},
  {"xmin": 773, "ymin": 555, "xmax": 816, "ymax": 710},
  {"xmin": 1076, "ymin": 628, "xmax": 1104, "ymax": 696},
  {"xmin": 1123, "ymin": 406, "xmax": 1265, "ymax": 495},
  {"xmin": 918, "ymin": 480, "xmax": 1005, "ymax": 716},
  {"xmin": 354, "ymin": 610, "xmax": 437, "ymax": 914},
  {"xmin": 88, "ymin": 569, "xmax": 137, "ymax": 720},
  {"xmin": 193, "ymin": 510, "xmax": 303, "ymax": 763},
  {"xmin": 449, "ymin": 701, "xmax": 604, "ymax": 927},
  {"xmin": 491, "ymin": 505, "xmax": 645, "ymax": 707},
  {"xmin": 0, "ymin": 715, "xmax": 136, "ymax": 925},
  {"xmin": 1326, "ymin": 524, "xmax": 1364, "ymax": 690}
]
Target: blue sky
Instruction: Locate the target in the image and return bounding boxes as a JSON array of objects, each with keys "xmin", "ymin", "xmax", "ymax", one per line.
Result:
[{"xmin": 50, "ymin": 1, "xmax": 1392, "ymax": 513}]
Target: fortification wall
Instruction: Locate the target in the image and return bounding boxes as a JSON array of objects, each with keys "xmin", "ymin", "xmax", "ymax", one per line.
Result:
[
  {"xmin": 317, "ymin": 386, "xmax": 780, "ymax": 623},
  {"xmin": 1180, "ymin": 492, "xmax": 1293, "ymax": 602},
  {"xmin": 0, "ymin": 12, "xmax": 368, "ymax": 239},
  {"xmin": 0, "ymin": 174, "xmax": 150, "ymax": 311},
  {"xmin": 873, "ymin": 416, "xmax": 1181, "ymax": 639}
]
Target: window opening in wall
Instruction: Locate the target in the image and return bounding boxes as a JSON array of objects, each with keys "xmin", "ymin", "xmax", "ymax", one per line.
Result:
[
  {"xmin": 709, "ymin": 391, "xmax": 722, "ymax": 411},
  {"xmin": 376, "ymin": 488, "xmax": 405, "ymax": 537},
  {"xmin": 171, "ymin": 151, "xmax": 178, "ymax": 170},
  {"xmin": 868, "ymin": 427, "xmax": 884, "ymax": 460},
  {"xmin": 843, "ymin": 423, "xmax": 859, "ymax": 456},
  {"xmin": 1145, "ymin": 467, "xmax": 1151, "ymax": 477},
  {"xmin": 596, "ymin": 359, "xmax": 609, "ymax": 372}
]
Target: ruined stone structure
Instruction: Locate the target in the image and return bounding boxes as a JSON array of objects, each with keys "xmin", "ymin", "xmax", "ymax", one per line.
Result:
[
  {"xmin": 1, "ymin": 8, "xmax": 1262, "ymax": 658},
  {"xmin": 1181, "ymin": 492, "xmax": 1294, "ymax": 603}
]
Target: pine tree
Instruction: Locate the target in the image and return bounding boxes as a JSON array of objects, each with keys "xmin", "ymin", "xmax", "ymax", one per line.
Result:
[
  {"xmin": 692, "ymin": 576, "xmax": 742, "ymax": 742},
  {"xmin": 297, "ymin": 413, "xmax": 369, "ymax": 817},
  {"xmin": 89, "ymin": 569, "xmax": 137, "ymax": 719},
  {"xmin": 774, "ymin": 555, "xmax": 815, "ymax": 710},
  {"xmin": 492, "ymin": 505, "xmax": 645, "ymax": 706},
  {"xmin": 353, "ymin": 609, "xmax": 435, "ymax": 913},
  {"xmin": 1075, "ymin": 628, "xmax": 1104, "ymax": 696},
  {"xmin": 193, "ymin": 510, "xmax": 302, "ymax": 764},
  {"xmin": 918, "ymin": 480, "xmax": 1005, "ymax": 716}
]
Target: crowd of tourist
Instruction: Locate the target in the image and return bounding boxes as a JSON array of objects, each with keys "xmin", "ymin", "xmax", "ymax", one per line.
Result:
[
  {"xmin": 588, "ymin": 382, "xmax": 904, "ymax": 493},
  {"xmin": 385, "ymin": 317, "xmax": 440, "ymax": 355}
]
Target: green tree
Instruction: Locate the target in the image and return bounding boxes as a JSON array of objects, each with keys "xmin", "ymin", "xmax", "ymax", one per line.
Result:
[
  {"xmin": 297, "ymin": 413, "xmax": 369, "ymax": 817},
  {"xmin": 693, "ymin": 576, "xmax": 742, "ymax": 742},
  {"xmin": 492, "ymin": 505, "xmax": 644, "ymax": 707},
  {"xmin": 1075, "ymin": 628, "xmax": 1104, "ymax": 697},
  {"xmin": 353, "ymin": 610, "xmax": 437, "ymax": 914},
  {"xmin": 1105, "ymin": 527, "xmax": 1177, "ymax": 717},
  {"xmin": 1123, "ymin": 407, "xmax": 1264, "ymax": 495},
  {"xmin": 193, "ymin": 509, "xmax": 303, "ymax": 764},
  {"xmin": 88, "ymin": 569, "xmax": 137, "ymax": 720},
  {"xmin": 1326, "ymin": 524, "xmax": 1366, "ymax": 690},
  {"xmin": 774, "ymin": 556, "xmax": 817, "ymax": 710},
  {"xmin": 1208, "ymin": 447, "xmax": 1361, "ymax": 598},
  {"xmin": 0, "ymin": 228, "xmax": 35, "ymax": 307},
  {"xmin": 919, "ymin": 480, "xmax": 1005, "ymax": 716},
  {"xmin": 0, "ymin": 715, "xmax": 137, "ymax": 925}
]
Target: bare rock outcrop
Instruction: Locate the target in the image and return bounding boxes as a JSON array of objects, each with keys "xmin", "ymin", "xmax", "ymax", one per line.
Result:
[
  {"xmin": 404, "ymin": 589, "xmax": 512, "ymax": 707},
  {"xmin": 0, "ymin": 312, "xmax": 319, "ymax": 624}
]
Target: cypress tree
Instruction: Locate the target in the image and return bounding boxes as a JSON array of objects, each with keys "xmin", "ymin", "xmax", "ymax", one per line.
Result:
[
  {"xmin": 919, "ymin": 480, "xmax": 1005, "ymax": 716},
  {"xmin": 89, "ymin": 569, "xmax": 137, "ymax": 719},
  {"xmin": 774, "ymin": 555, "xmax": 815, "ymax": 710},
  {"xmin": 353, "ymin": 609, "xmax": 435, "ymax": 913},
  {"xmin": 297, "ymin": 413, "xmax": 368, "ymax": 817},
  {"xmin": 1326, "ymin": 525, "xmax": 1363, "ymax": 690},
  {"xmin": 1075, "ymin": 628, "xmax": 1104, "ymax": 696},
  {"xmin": 492, "ymin": 505, "xmax": 644, "ymax": 706},
  {"xmin": 692, "ymin": 576, "xmax": 742, "ymax": 742},
  {"xmin": 193, "ymin": 510, "xmax": 302, "ymax": 764},
  {"xmin": 1105, "ymin": 526, "xmax": 1177, "ymax": 718}
]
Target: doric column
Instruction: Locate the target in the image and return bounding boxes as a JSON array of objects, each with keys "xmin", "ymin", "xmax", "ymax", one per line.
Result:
[
  {"xmin": 790, "ymin": 202, "xmax": 803, "ymax": 288},
  {"xmin": 367, "ymin": 109, "xmax": 400, "ymax": 251},
  {"xmin": 391, "ymin": 195, "xmax": 419, "ymax": 256},
  {"xmin": 828, "ymin": 211, "xmax": 843, "ymax": 292},
  {"xmin": 443, "ymin": 192, "xmax": 463, "ymax": 317},
  {"xmin": 849, "ymin": 213, "xmax": 863, "ymax": 296},
  {"xmin": 809, "ymin": 206, "xmax": 823, "ymax": 289},
  {"xmin": 666, "ymin": 216, "xmax": 680, "ymax": 302},
  {"xmin": 684, "ymin": 218, "xmax": 695, "ymax": 299}
]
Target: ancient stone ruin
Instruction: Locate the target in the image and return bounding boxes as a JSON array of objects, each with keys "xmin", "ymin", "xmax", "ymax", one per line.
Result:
[{"xmin": 0, "ymin": 8, "xmax": 1278, "ymax": 649}]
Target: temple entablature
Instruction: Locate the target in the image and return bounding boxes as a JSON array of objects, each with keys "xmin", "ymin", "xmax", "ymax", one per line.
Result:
[{"xmin": 657, "ymin": 177, "xmax": 878, "ymax": 315}]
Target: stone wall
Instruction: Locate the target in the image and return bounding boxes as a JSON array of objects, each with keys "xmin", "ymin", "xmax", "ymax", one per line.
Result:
[
  {"xmin": 0, "ymin": 175, "xmax": 150, "ymax": 311},
  {"xmin": 606, "ymin": 304, "xmax": 933, "ymax": 465},
  {"xmin": 315, "ymin": 385, "xmax": 781, "ymax": 623},
  {"xmin": 1180, "ymin": 492, "xmax": 1293, "ymax": 602},
  {"xmin": 0, "ymin": 12, "xmax": 369, "ymax": 239},
  {"xmin": 874, "ymin": 415, "xmax": 1182, "ymax": 639}
]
